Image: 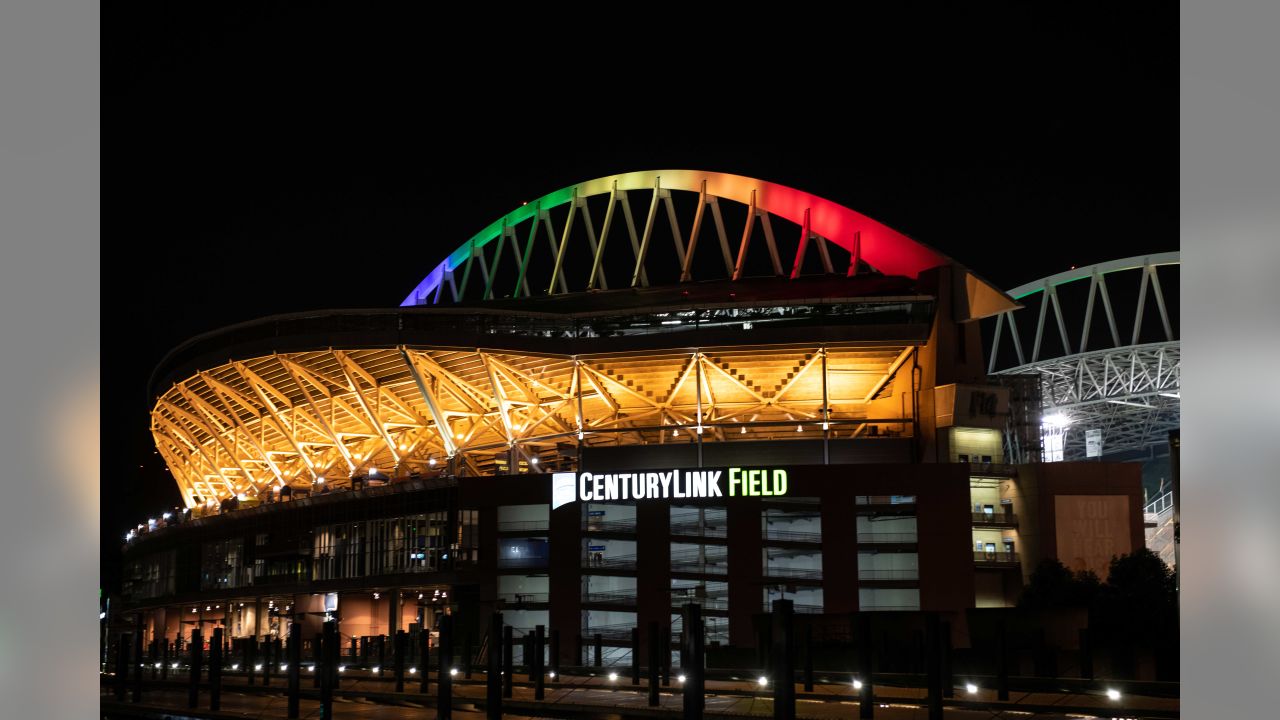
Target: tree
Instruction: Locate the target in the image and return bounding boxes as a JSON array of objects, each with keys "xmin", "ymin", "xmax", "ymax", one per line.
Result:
[{"xmin": 1018, "ymin": 558, "xmax": 1101, "ymax": 609}]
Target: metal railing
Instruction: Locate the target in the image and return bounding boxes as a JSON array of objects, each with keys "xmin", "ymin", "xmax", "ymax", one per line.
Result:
[
  {"xmin": 497, "ymin": 520, "xmax": 549, "ymax": 533},
  {"xmin": 497, "ymin": 592, "xmax": 548, "ymax": 604},
  {"xmin": 858, "ymin": 568, "xmax": 919, "ymax": 581},
  {"xmin": 582, "ymin": 553, "xmax": 636, "ymax": 570},
  {"xmin": 856, "ymin": 532, "xmax": 918, "ymax": 543},
  {"xmin": 973, "ymin": 551, "xmax": 1020, "ymax": 564},
  {"xmin": 583, "ymin": 519, "xmax": 637, "ymax": 533},
  {"xmin": 1145, "ymin": 490, "xmax": 1174, "ymax": 516},
  {"xmin": 668, "ymin": 522, "xmax": 728, "ymax": 538},
  {"xmin": 763, "ymin": 602, "xmax": 824, "ymax": 614},
  {"xmin": 856, "ymin": 495, "xmax": 917, "ymax": 506},
  {"xmin": 763, "ymin": 566, "xmax": 823, "ymax": 580},
  {"xmin": 670, "ymin": 596, "xmax": 729, "ymax": 611},
  {"xmin": 583, "ymin": 591, "xmax": 637, "ymax": 605},
  {"xmin": 971, "ymin": 511, "xmax": 1018, "ymax": 526},
  {"xmin": 763, "ymin": 528, "xmax": 823, "ymax": 543},
  {"xmin": 496, "ymin": 556, "xmax": 549, "ymax": 569}
]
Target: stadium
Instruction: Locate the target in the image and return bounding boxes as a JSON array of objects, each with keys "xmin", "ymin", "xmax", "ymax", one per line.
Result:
[{"xmin": 118, "ymin": 170, "xmax": 1158, "ymax": 674}]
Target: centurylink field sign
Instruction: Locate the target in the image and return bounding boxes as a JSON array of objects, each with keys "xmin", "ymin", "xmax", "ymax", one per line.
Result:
[{"xmin": 552, "ymin": 467, "xmax": 788, "ymax": 510}]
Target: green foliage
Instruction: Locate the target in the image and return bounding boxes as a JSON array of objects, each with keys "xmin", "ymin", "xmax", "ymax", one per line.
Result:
[{"xmin": 1018, "ymin": 558, "xmax": 1101, "ymax": 609}]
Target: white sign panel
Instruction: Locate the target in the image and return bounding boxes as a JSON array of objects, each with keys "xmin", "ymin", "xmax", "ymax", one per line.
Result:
[{"xmin": 1085, "ymin": 429, "xmax": 1103, "ymax": 458}]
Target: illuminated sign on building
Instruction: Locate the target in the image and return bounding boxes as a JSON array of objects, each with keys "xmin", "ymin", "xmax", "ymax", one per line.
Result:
[{"xmin": 551, "ymin": 467, "xmax": 789, "ymax": 509}]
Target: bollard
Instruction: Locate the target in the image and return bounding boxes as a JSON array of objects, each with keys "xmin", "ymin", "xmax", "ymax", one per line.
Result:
[
  {"xmin": 487, "ymin": 613, "xmax": 503, "ymax": 720},
  {"xmin": 925, "ymin": 614, "xmax": 942, "ymax": 720},
  {"xmin": 464, "ymin": 630, "xmax": 474, "ymax": 679},
  {"xmin": 313, "ymin": 634, "xmax": 323, "ymax": 688},
  {"xmin": 419, "ymin": 625, "xmax": 430, "ymax": 694},
  {"xmin": 378, "ymin": 635, "xmax": 387, "ymax": 678},
  {"xmin": 209, "ymin": 628, "xmax": 223, "ymax": 711},
  {"xmin": 549, "ymin": 629, "xmax": 559, "ymax": 679},
  {"xmin": 857, "ymin": 613, "xmax": 873, "ymax": 719},
  {"xmin": 320, "ymin": 620, "xmax": 337, "ymax": 720},
  {"xmin": 114, "ymin": 634, "xmax": 129, "ymax": 701},
  {"xmin": 803, "ymin": 623, "xmax": 814, "ymax": 692},
  {"xmin": 1080, "ymin": 628, "xmax": 1094, "ymax": 680},
  {"xmin": 288, "ymin": 622, "xmax": 301, "ymax": 719},
  {"xmin": 772, "ymin": 599, "xmax": 796, "ymax": 720},
  {"xmin": 997, "ymin": 613, "xmax": 1009, "ymax": 701},
  {"xmin": 534, "ymin": 624, "xmax": 546, "ymax": 700},
  {"xmin": 133, "ymin": 623, "xmax": 145, "ymax": 703},
  {"xmin": 350, "ymin": 636, "xmax": 357, "ymax": 666},
  {"xmin": 681, "ymin": 603, "xmax": 704, "ymax": 720},
  {"xmin": 438, "ymin": 614, "xmax": 453, "ymax": 720},
  {"xmin": 594, "ymin": 633, "xmax": 603, "ymax": 667},
  {"xmin": 161, "ymin": 636, "xmax": 169, "ymax": 680},
  {"xmin": 503, "ymin": 625, "xmax": 514, "ymax": 698},
  {"xmin": 942, "ymin": 621, "xmax": 954, "ymax": 698},
  {"xmin": 188, "ymin": 629, "xmax": 202, "ymax": 709},
  {"xmin": 246, "ymin": 637, "xmax": 256, "ymax": 686},
  {"xmin": 631, "ymin": 627, "xmax": 641, "ymax": 685},
  {"xmin": 393, "ymin": 630, "xmax": 405, "ymax": 692},
  {"xmin": 647, "ymin": 621, "xmax": 660, "ymax": 707},
  {"xmin": 150, "ymin": 638, "xmax": 158, "ymax": 680}
]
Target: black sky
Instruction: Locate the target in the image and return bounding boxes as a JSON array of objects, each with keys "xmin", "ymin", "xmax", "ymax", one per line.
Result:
[{"xmin": 104, "ymin": 7, "xmax": 1177, "ymax": 590}]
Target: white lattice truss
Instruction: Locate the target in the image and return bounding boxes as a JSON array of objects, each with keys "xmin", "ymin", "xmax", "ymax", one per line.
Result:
[
  {"xmin": 989, "ymin": 252, "xmax": 1180, "ymax": 459},
  {"xmin": 153, "ymin": 344, "xmax": 914, "ymax": 507}
]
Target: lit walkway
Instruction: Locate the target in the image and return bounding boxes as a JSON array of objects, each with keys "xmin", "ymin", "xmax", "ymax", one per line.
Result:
[{"xmin": 101, "ymin": 671, "xmax": 1180, "ymax": 719}]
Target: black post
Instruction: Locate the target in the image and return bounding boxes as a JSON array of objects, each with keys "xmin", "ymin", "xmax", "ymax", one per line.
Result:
[
  {"xmin": 188, "ymin": 629, "xmax": 202, "ymax": 710},
  {"xmin": 438, "ymin": 613, "xmax": 453, "ymax": 720},
  {"xmin": 594, "ymin": 633, "xmax": 603, "ymax": 667},
  {"xmin": 150, "ymin": 638, "xmax": 158, "ymax": 680},
  {"xmin": 631, "ymin": 626, "xmax": 641, "ymax": 685},
  {"xmin": 351, "ymin": 636, "xmax": 357, "ymax": 666},
  {"xmin": 576, "ymin": 634, "xmax": 583, "ymax": 667},
  {"xmin": 942, "ymin": 621, "xmax": 954, "ymax": 698},
  {"xmin": 263, "ymin": 634, "xmax": 273, "ymax": 687},
  {"xmin": 925, "ymin": 613, "xmax": 942, "ymax": 720},
  {"xmin": 772, "ymin": 599, "xmax": 795, "ymax": 720},
  {"xmin": 288, "ymin": 621, "xmax": 301, "ymax": 719},
  {"xmin": 313, "ymin": 633, "xmax": 322, "ymax": 688},
  {"xmin": 647, "ymin": 621, "xmax": 660, "ymax": 707},
  {"xmin": 114, "ymin": 635, "xmax": 129, "ymax": 701},
  {"xmin": 419, "ymin": 624, "xmax": 430, "ymax": 693},
  {"xmin": 682, "ymin": 603, "xmax": 704, "ymax": 720},
  {"xmin": 320, "ymin": 620, "xmax": 336, "ymax": 720},
  {"xmin": 803, "ymin": 622, "xmax": 814, "ymax": 692},
  {"xmin": 209, "ymin": 628, "xmax": 223, "ymax": 711},
  {"xmin": 246, "ymin": 637, "xmax": 256, "ymax": 686},
  {"xmin": 133, "ymin": 619, "xmax": 144, "ymax": 702},
  {"xmin": 378, "ymin": 635, "xmax": 386, "ymax": 678},
  {"xmin": 549, "ymin": 629, "xmax": 559, "ymax": 679},
  {"xmin": 503, "ymin": 625, "xmax": 514, "ymax": 698},
  {"xmin": 534, "ymin": 624, "xmax": 546, "ymax": 700},
  {"xmin": 487, "ymin": 613, "xmax": 503, "ymax": 720},
  {"xmin": 394, "ymin": 630, "xmax": 406, "ymax": 692},
  {"xmin": 997, "ymin": 612, "xmax": 1009, "ymax": 701},
  {"xmin": 857, "ymin": 613, "xmax": 873, "ymax": 719},
  {"xmin": 1080, "ymin": 628, "xmax": 1094, "ymax": 680},
  {"xmin": 161, "ymin": 636, "xmax": 169, "ymax": 680},
  {"xmin": 465, "ymin": 630, "xmax": 474, "ymax": 679}
]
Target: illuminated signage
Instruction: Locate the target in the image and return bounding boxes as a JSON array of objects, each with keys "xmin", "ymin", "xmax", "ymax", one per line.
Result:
[{"xmin": 551, "ymin": 467, "xmax": 788, "ymax": 509}]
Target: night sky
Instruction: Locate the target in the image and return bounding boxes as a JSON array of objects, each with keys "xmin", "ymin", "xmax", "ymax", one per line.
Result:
[{"xmin": 105, "ymin": 8, "xmax": 1176, "ymax": 591}]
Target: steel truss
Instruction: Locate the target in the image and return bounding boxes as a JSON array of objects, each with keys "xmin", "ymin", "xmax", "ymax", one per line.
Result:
[
  {"xmin": 153, "ymin": 344, "xmax": 916, "ymax": 507},
  {"xmin": 399, "ymin": 170, "xmax": 1014, "ymax": 318},
  {"xmin": 988, "ymin": 253, "xmax": 1180, "ymax": 460}
]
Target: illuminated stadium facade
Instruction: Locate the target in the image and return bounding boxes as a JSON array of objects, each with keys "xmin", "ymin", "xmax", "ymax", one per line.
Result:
[{"xmin": 121, "ymin": 171, "xmax": 1147, "ymax": 667}]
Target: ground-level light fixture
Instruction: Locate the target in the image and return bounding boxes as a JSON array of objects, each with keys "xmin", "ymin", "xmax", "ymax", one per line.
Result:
[
  {"xmin": 254, "ymin": 664, "xmax": 263, "ymax": 671},
  {"xmin": 231, "ymin": 663, "xmax": 240, "ymax": 670},
  {"xmin": 1107, "ymin": 688, "xmax": 1122, "ymax": 701},
  {"xmin": 608, "ymin": 672, "xmax": 618, "ymax": 681},
  {"xmin": 678, "ymin": 674, "xmax": 687, "ymax": 683},
  {"xmin": 548, "ymin": 671, "xmax": 556, "ymax": 678},
  {"xmin": 853, "ymin": 678, "xmax": 863, "ymax": 690},
  {"xmin": 409, "ymin": 667, "xmax": 417, "ymax": 674},
  {"xmin": 966, "ymin": 683, "xmax": 978, "ymax": 694},
  {"xmin": 758, "ymin": 676, "xmax": 768, "ymax": 687},
  {"xmin": 370, "ymin": 666, "xmax": 378, "ymax": 673},
  {"xmin": 450, "ymin": 668, "xmax": 458, "ymax": 676}
]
